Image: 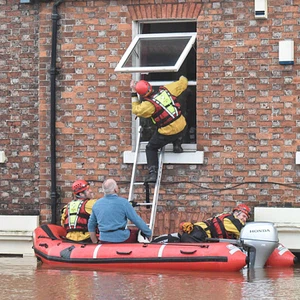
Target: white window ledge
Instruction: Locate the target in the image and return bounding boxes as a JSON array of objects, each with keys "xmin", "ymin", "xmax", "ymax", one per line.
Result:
[
  {"xmin": 0, "ymin": 215, "xmax": 39, "ymax": 256},
  {"xmin": 0, "ymin": 231, "xmax": 33, "ymax": 241},
  {"xmin": 254, "ymin": 207, "xmax": 300, "ymax": 252},
  {"xmin": 296, "ymin": 151, "xmax": 300, "ymax": 164},
  {"xmin": 123, "ymin": 150, "xmax": 204, "ymax": 164}
]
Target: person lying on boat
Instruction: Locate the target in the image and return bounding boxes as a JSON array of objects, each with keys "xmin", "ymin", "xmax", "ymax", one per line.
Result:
[
  {"xmin": 179, "ymin": 204, "xmax": 251, "ymax": 243},
  {"xmin": 61, "ymin": 179, "xmax": 97, "ymax": 243},
  {"xmin": 88, "ymin": 178, "xmax": 152, "ymax": 243}
]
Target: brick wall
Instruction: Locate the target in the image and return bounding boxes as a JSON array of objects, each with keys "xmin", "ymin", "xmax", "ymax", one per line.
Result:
[
  {"xmin": 0, "ymin": 0, "xmax": 299, "ymax": 235},
  {"xmin": 0, "ymin": 0, "xmax": 40, "ymax": 215},
  {"xmin": 197, "ymin": 0, "xmax": 300, "ymax": 209}
]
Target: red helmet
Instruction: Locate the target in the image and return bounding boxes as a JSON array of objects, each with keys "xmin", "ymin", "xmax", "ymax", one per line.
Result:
[
  {"xmin": 135, "ymin": 80, "xmax": 153, "ymax": 97},
  {"xmin": 72, "ymin": 179, "xmax": 89, "ymax": 195},
  {"xmin": 233, "ymin": 204, "xmax": 251, "ymax": 218}
]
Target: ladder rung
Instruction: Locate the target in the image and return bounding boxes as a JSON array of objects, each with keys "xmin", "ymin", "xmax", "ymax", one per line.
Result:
[
  {"xmin": 128, "ymin": 126, "xmax": 164, "ymax": 237},
  {"xmin": 133, "ymin": 182, "xmax": 156, "ymax": 185},
  {"xmin": 135, "ymin": 203, "xmax": 153, "ymax": 206}
]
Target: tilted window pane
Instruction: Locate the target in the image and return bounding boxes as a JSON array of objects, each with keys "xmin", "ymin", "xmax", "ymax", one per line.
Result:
[{"xmin": 123, "ymin": 37, "xmax": 192, "ymax": 68}]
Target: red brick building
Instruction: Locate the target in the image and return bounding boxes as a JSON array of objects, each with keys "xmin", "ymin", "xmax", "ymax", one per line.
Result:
[{"xmin": 1, "ymin": 0, "xmax": 299, "ymax": 235}]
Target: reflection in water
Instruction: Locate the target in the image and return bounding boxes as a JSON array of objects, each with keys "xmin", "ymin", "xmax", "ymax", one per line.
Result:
[
  {"xmin": 241, "ymin": 267, "xmax": 300, "ymax": 300},
  {"xmin": 1, "ymin": 257, "xmax": 300, "ymax": 300},
  {"xmin": 33, "ymin": 268, "xmax": 244, "ymax": 300}
]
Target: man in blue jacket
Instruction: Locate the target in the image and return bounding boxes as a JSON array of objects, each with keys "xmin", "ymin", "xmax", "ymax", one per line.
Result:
[{"xmin": 88, "ymin": 178, "xmax": 152, "ymax": 243}]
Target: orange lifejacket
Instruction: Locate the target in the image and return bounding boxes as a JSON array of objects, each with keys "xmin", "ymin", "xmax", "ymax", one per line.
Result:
[
  {"xmin": 63, "ymin": 200, "xmax": 90, "ymax": 233},
  {"xmin": 204, "ymin": 213, "xmax": 243, "ymax": 239},
  {"xmin": 145, "ymin": 87, "xmax": 182, "ymax": 128}
]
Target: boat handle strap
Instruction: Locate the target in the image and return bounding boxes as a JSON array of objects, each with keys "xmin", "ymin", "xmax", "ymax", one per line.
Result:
[
  {"xmin": 180, "ymin": 249, "xmax": 197, "ymax": 254},
  {"xmin": 116, "ymin": 251, "xmax": 132, "ymax": 255}
]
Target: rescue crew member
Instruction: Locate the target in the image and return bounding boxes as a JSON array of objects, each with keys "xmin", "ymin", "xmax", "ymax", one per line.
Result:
[
  {"xmin": 61, "ymin": 179, "xmax": 97, "ymax": 243},
  {"xmin": 180, "ymin": 204, "xmax": 251, "ymax": 243},
  {"xmin": 130, "ymin": 76, "xmax": 188, "ymax": 183},
  {"xmin": 88, "ymin": 178, "xmax": 152, "ymax": 243}
]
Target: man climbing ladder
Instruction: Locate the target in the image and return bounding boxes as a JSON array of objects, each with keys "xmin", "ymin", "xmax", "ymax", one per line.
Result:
[{"xmin": 130, "ymin": 76, "xmax": 189, "ymax": 183}]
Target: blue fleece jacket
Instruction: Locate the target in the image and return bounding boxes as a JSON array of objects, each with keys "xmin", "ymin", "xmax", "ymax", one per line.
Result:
[{"xmin": 88, "ymin": 194, "xmax": 152, "ymax": 242}]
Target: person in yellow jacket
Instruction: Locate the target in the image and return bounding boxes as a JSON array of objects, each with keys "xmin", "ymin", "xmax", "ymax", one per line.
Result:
[
  {"xmin": 130, "ymin": 76, "xmax": 188, "ymax": 183},
  {"xmin": 180, "ymin": 204, "xmax": 251, "ymax": 243},
  {"xmin": 61, "ymin": 179, "xmax": 97, "ymax": 242}
]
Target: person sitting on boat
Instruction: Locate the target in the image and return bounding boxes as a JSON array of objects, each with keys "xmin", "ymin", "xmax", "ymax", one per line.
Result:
[
  {"xmin": 61, "ymin": 179, "xmax": 97, "ymax": 243},
  {"xmin": 88, "ymin": 178, "xmax": 152, "ymax": 243},
  {"xmin": 179, "ymin": 204, "xmax": 251, "ymax": 243}
]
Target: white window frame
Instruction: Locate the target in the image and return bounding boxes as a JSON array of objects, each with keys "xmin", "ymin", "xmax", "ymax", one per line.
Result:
[
  {"xmin": 120, "ymin": 22, "xmax": 203, "ymax": 165},
  {"xmin": 114, "ymin": 32, "xmax": 197, "ymax": 73}
]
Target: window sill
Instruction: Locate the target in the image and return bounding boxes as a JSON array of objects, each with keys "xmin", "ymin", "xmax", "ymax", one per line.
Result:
[{"xmin": 123, "ymin": 150, "xmax": 204, "ymax": 164}]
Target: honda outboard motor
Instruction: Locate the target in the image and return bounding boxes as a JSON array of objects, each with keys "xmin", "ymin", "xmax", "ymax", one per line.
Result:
[{"xmin": 240, "ymin": 222, "xmax": 279, "ymax": 268}]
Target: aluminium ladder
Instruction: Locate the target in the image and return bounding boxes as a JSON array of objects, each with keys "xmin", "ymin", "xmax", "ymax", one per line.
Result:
[{"xmin": 128, "ymin": 126, "xmax": 164, "ymax": 239}]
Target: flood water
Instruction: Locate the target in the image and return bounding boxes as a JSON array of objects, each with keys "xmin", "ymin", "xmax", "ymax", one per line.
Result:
[{"xmin": 1, "ymin": 257, "xmax": 300, "ymax": 300}]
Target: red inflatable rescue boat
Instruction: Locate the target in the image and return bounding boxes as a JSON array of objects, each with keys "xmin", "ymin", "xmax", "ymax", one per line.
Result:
[
  {"xmin": 33, "ymin": 222, "xmax": 296, "ymax": 272},
  {"xmin": 33, "ymin": 224, "xmax": 247, "ymax": 272},
  {"xmin": 265, "ymin": 243, "xmax": 297, "ymax": 268}
]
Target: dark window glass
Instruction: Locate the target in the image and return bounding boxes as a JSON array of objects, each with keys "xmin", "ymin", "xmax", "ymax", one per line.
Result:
[{"xmin": 139, "ymin": 22, "xmax": 197, "ymax": 144}]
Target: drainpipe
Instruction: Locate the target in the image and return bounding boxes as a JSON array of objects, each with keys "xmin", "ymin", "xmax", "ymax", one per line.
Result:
[{"xmin": 49, "ymin": 0, "xmax": 63, "ymax": 224}]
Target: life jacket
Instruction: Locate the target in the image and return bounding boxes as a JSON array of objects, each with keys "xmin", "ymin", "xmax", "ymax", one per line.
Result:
[
  {"xmin": 204, "ymin": 213, "xmax": 243, "ymax": 239},
  {"xmin": 64, "ymin": 200, "xmax": 90, "ymax": 233},
  {"xmin": 145, "ymin": 87, "xmax": 182, "ymax": 128}
]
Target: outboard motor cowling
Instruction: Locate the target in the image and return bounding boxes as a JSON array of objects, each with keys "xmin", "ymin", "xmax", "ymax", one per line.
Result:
[{"xmin": 240, "ymin": 222, "xmax": 279, "ymax": 269}]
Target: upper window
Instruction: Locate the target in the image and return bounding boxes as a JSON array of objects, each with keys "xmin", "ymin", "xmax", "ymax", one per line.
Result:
[
  {"xmin": 116, "ymin": 21, "xmax": 197, "ymax": 149},
  {"xmin": 114, "ymin": 32, "xmax": 196, "ymax": 73}
]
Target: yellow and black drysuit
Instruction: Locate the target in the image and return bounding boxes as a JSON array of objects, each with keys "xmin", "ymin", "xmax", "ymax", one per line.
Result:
[
  {"xmin": 61, "ymin": 198, "xmax": 96, "ymax": 242},
  {"xmin": 180, "ymin": 213, "xmax": 245, "ymax": 243},
  {"xmin": 132, "ymin": 76, "xmax": 188, "ymax": 175}
]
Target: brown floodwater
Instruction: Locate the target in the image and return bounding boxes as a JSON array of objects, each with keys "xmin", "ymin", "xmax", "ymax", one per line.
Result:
[{"xmin": 1, "ymin": 256, "xmax": 300, "ymax": 299}]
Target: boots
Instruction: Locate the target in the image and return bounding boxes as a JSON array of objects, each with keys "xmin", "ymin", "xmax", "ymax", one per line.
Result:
[
  {"xmin": 144, "ymin": 166, "xmax": 158, "ymax": 183},
  {"xmin": 173, "ymin": 139, "xmax": 183, "ymax": 153}
]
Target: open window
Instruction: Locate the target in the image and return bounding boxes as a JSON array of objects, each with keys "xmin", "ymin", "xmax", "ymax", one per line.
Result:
[
  {"xmin": 117, "ymin": 21, "xmax": 203, "ymax": 164},
  {"xmin": 114, "ymin": 32, "xmax": 196, "ymax": 73}
]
